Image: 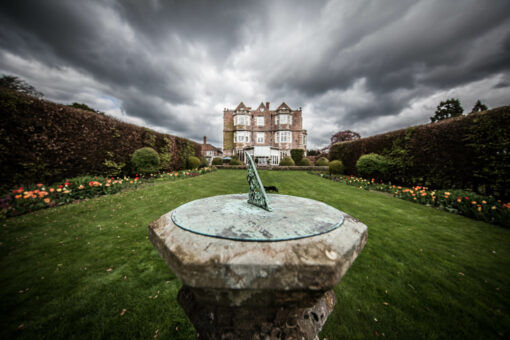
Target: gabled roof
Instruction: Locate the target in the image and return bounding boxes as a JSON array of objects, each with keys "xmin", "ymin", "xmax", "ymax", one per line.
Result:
[
  {"xmin": 256, "ymin": 102, "xmax": 266, "ymax": 112},
  {"xmin": 202, "ymin": 143, "xmax": 223, "ymax": 154},
  {"xmin": 235, "ymin": 102, "xmax": 248, "ymax": 111},
  {"xmin": 276, "ymin": 102, "xmax": 292, "ymax": 111}
]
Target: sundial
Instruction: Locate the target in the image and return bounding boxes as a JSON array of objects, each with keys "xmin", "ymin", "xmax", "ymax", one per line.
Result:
[
  {"xmin": 171, "ymin": 153, "xmax": 344, "ymax": 241},
  {"xmin": 149, "ymin": 153, "xmax": 368, "ymax": 339}
]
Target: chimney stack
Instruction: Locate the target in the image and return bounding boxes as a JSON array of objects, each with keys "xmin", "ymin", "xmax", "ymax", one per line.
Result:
[
  {"xmin": 266, "ymin": 102, "xmax": 270, "ymax": 110},
  {"xmin": 203, "ymin": 136, "xmax": 207, "ymax": 145}
]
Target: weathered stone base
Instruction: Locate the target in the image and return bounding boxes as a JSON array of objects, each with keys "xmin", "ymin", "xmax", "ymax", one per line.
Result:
[{"xmin": 178, "ymin": 285, "xmax": 336, "ymax": 340}]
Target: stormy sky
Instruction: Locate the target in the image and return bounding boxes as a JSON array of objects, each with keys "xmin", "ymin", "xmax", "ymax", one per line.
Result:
[{"xmin": 1, "ymin": 0, "xmax": 509, "ymax": 149}]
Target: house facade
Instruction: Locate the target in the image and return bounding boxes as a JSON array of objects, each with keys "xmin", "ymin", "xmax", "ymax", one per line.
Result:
[
  {"xmin": 201, "ymin": 136, "xmax": 222, "ymax": 164},
  {"xmin": 223, "ymin": 102, "xmax": 307, "ymax": 165}
]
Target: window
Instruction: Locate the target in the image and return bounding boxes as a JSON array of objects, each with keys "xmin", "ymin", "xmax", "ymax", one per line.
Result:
[
  {"xmin": 257, "ymin": 132, "xmax": 264, "ymax": 143},
  {"xmin": 256, "ymin": 116, "xmax": 264, "ymax": 126},
  {"xmin": 235, "ymin": 115, "xmax": 250, "ymax": 125},
  {"xmin": 280, "ymin": 131, "xmax": 291, "ymax": 143},
  {"xmin": 206, "ymin": 151, "xmax": 213, "ymax": 156},
  {"xmin": 275, "ymin": 132, "xmax": 279, "ymax": 143},
  {"xmin": 278, "ymin": 114, "xmax": 292, "ymax": 125},
  {"xmin": 301, "ymin": 134, "xmax": 307, "ymax": 146},
  {"xmin": 234, "ymin": 131, "xmax": 250, "ymax": 143}
]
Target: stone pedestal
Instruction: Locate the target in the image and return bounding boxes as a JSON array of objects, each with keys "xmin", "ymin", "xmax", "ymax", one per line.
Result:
[
  {"xmin": 178, "ymin": 286, "xmax": 336, "ymax": 339},
  {"xmin": 149, "ymin": 194, "xmax": 367, "ymax": 340}
]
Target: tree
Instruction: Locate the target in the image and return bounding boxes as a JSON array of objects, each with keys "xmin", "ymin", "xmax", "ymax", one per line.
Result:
[
  {"xmin": 330, "ymin": 130, "xmax": 361, "ymax": 144},
  {"xmin": 320, "ymin": 130, "xmax": 361, "ymax": 154},
  {"xmin": 0, "ymin": 74, "xmax": 43, "ymax": 97},
  {"xmin": 290, "ymin": 149, "xmax": 304, "ymax": 164},
  {"xmin": 430, "ymin": 98, "xmax": 463, "ymax": 122},
  {"xmin": 69, "ymin": 102, "xmax": 98, "ymax": 112},
  {"xmin": 470, "ymin": 100, "xmax": 488, "ymax": 113}
]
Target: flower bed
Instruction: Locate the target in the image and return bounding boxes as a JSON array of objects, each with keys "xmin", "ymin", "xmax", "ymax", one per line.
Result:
[
  {"xmin": 314, "ymin": 173, "xmax": 510, "ymax": 228},
  {"xmin": 0, "ymin": 167, "xmax": 215, "ymax": 218}
]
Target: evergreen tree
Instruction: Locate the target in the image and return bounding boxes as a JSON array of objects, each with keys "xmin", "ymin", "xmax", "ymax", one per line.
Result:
[{"xmin": 470, "ymin": 100, "xmax": 488, "ymax": 113}]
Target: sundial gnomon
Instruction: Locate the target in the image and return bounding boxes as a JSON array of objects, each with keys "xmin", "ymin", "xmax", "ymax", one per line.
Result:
[{"xmin": 246, "ymin": 153, "xmax": 271, "ymax": 211}]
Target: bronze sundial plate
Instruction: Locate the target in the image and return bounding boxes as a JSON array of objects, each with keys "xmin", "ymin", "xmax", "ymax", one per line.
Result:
[{"xmin": 171, "ymin": 194, "xmax": 344, "ymax": 242}]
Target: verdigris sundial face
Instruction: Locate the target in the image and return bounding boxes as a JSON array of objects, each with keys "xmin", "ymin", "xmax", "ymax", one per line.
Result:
[{"xmin": 170, "ymin": 152, "xmax": 345, "ymax": 241}]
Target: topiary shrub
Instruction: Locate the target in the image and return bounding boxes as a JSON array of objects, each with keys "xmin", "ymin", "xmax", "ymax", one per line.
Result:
[
  {"xmin": 329, "ymin": 160, "xmax": 344, "ymax": 175},
  {"xmin": 229, "ymin": 156, "xmax": 243, "ymax": 165},
  {"xmin": 131, "ymin": 147, "xmax": 160, "ymax": 175},
  {"xmin": 356, "ymin": 153, "xmax": 390, "ymax": 180},
  {"xmin": 279, "ymin": 156, "xmax": 295, "ymax": 166},
  {"xmin": 299, "ymin": 158, "xmax": 311, "ymax": 166},
  {"xmin": 212, "ymin": 157, "xmax": 223, "ymax": 165},
  {"xmin": 290, "ymin": 149, "xmax": 305, "ymax": 164},
  {"xmin": 187, "ymin": 156, "xmax": 201, "ymax": 169},
  {"xmin": 316, "ymin": 157, "xmax": 329, "ymax": 166}
]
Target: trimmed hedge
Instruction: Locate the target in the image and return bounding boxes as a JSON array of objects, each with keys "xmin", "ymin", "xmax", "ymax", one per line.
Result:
[
  {"xmin": 211, "ymin": 157, "xmax": 223, "ymax": 165},
  {"xmin": 356, "ymin": 153, "xmax": 390, "ymax": 181},
  {"xmin": 315, "ymin": 157, "xmax": 329, "ymax": 166},
  {"xmin": 299, "ymin": 158, "xmax": 312, "ymax": 166},
  {"xmin": 329, "ymin": 160, "xmax": 344, "ymax": 175},
  {"xmin": 280, "ymin": 156, "xmax": 295, "ymax": 166},
  {"xmin": 215, "ymin": 165, "xmax": 329, "ymax": 171},
  {"xmin": 229, "ymin": 157, "xmax": 243, "ymax": 165},
  {"xmin": 290, "ymin": 149, "xmax": 304, "ymax": 164},
  {"xmin": 187, "ymin": 156, "xmax": 201, "ymax": 169},
  {"xmin": 329, "ymin": 106, "xmax": 510, "ymax": 198},
  {"xmin": 131, "ymin": 147, "xmax": 160, "ymax": 174},
  {"xmin": 0, "ymin": 88, "xmax": 201, "ymax": 193}
]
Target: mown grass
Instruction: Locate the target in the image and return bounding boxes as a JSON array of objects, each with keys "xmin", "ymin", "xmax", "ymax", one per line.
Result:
[{"xmin": 1, "ymin": 170, "xmax": 509, "ymax": 339}]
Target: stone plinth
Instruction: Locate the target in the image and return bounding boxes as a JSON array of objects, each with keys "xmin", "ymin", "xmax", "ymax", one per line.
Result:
[{"xmin": 149, "ymin": 194, "xmax": 367, "ymax": 339}]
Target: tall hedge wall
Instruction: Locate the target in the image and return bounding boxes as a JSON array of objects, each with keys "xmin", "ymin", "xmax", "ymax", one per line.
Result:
[
  {"xmin": 329, "ymin": 106, "xmax": 510, "ymax": 198},
  {"xmin": 0, "ymin": 88, "xmax": 201, "ymax": 193}
]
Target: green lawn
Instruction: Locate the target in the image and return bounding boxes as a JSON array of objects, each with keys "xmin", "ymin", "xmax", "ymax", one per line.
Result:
[{"xmin": 1, "ymin": 170, "xmax": 509, "ymax": 339}]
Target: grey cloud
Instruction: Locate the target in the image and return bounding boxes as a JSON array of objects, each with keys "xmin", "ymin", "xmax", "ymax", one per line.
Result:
[{"xmin": 0, "ymin": 0, "xmax": 509, "ymax": 149}]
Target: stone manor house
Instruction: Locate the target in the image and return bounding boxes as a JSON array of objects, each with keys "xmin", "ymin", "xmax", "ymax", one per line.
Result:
[{"xmin": 223, "ymin": 102, "xmax": 307, "ymax": 165}]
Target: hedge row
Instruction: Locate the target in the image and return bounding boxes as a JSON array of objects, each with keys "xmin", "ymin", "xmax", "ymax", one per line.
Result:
[
  {"xmin": 216, "ymin": 165, "xmax": 329, "ymax": 171},
  {"xmin": 329, "ymin": 106, "xmax": 510, "ymax": 198},
  {"xmin": 0, "ymin": 88, "xmax": 201, "ymax": 194}
]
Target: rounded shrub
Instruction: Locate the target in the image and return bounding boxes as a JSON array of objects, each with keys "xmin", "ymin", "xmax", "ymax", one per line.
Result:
[
  {"xmin": 279, "ymin": 156, "xmax": 295, "ymax": 166},
  {"xmin": 200, "ymin": 157, "xmax": 209, "ymax": 167},
  {"xmin": 299, "ymin": 158, "xmax": 311, "ymax": 166},
  {"xmin": 329, "ymin": 160, "xmax": 344, "ymax": 175},
  {"xmin": 315, "ymin": 157, "xmax": 329, "ymax": 166},
  {"xmin": 187, "ymin": 156, "xmax": 201, "ymax": 169},
  {"xmin": 212, "ymin": 157, "xmax": 223, "ymax": 165},
  {"xmin": 229, "ymin": 157, "xmax": 243, "ymax": 166},
  {"xmin": 356, "ymin": 153, "xmax": 390, "ymax": 180},
  {"xmin": 131, "ymin": 147, "xmax": 160, "ymax": 175}
]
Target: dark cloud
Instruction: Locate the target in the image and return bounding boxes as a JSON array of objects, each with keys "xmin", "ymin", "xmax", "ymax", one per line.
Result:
[{"xmin": 1, "ymin": 0, "xmax": 509, "ymax": 148}]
